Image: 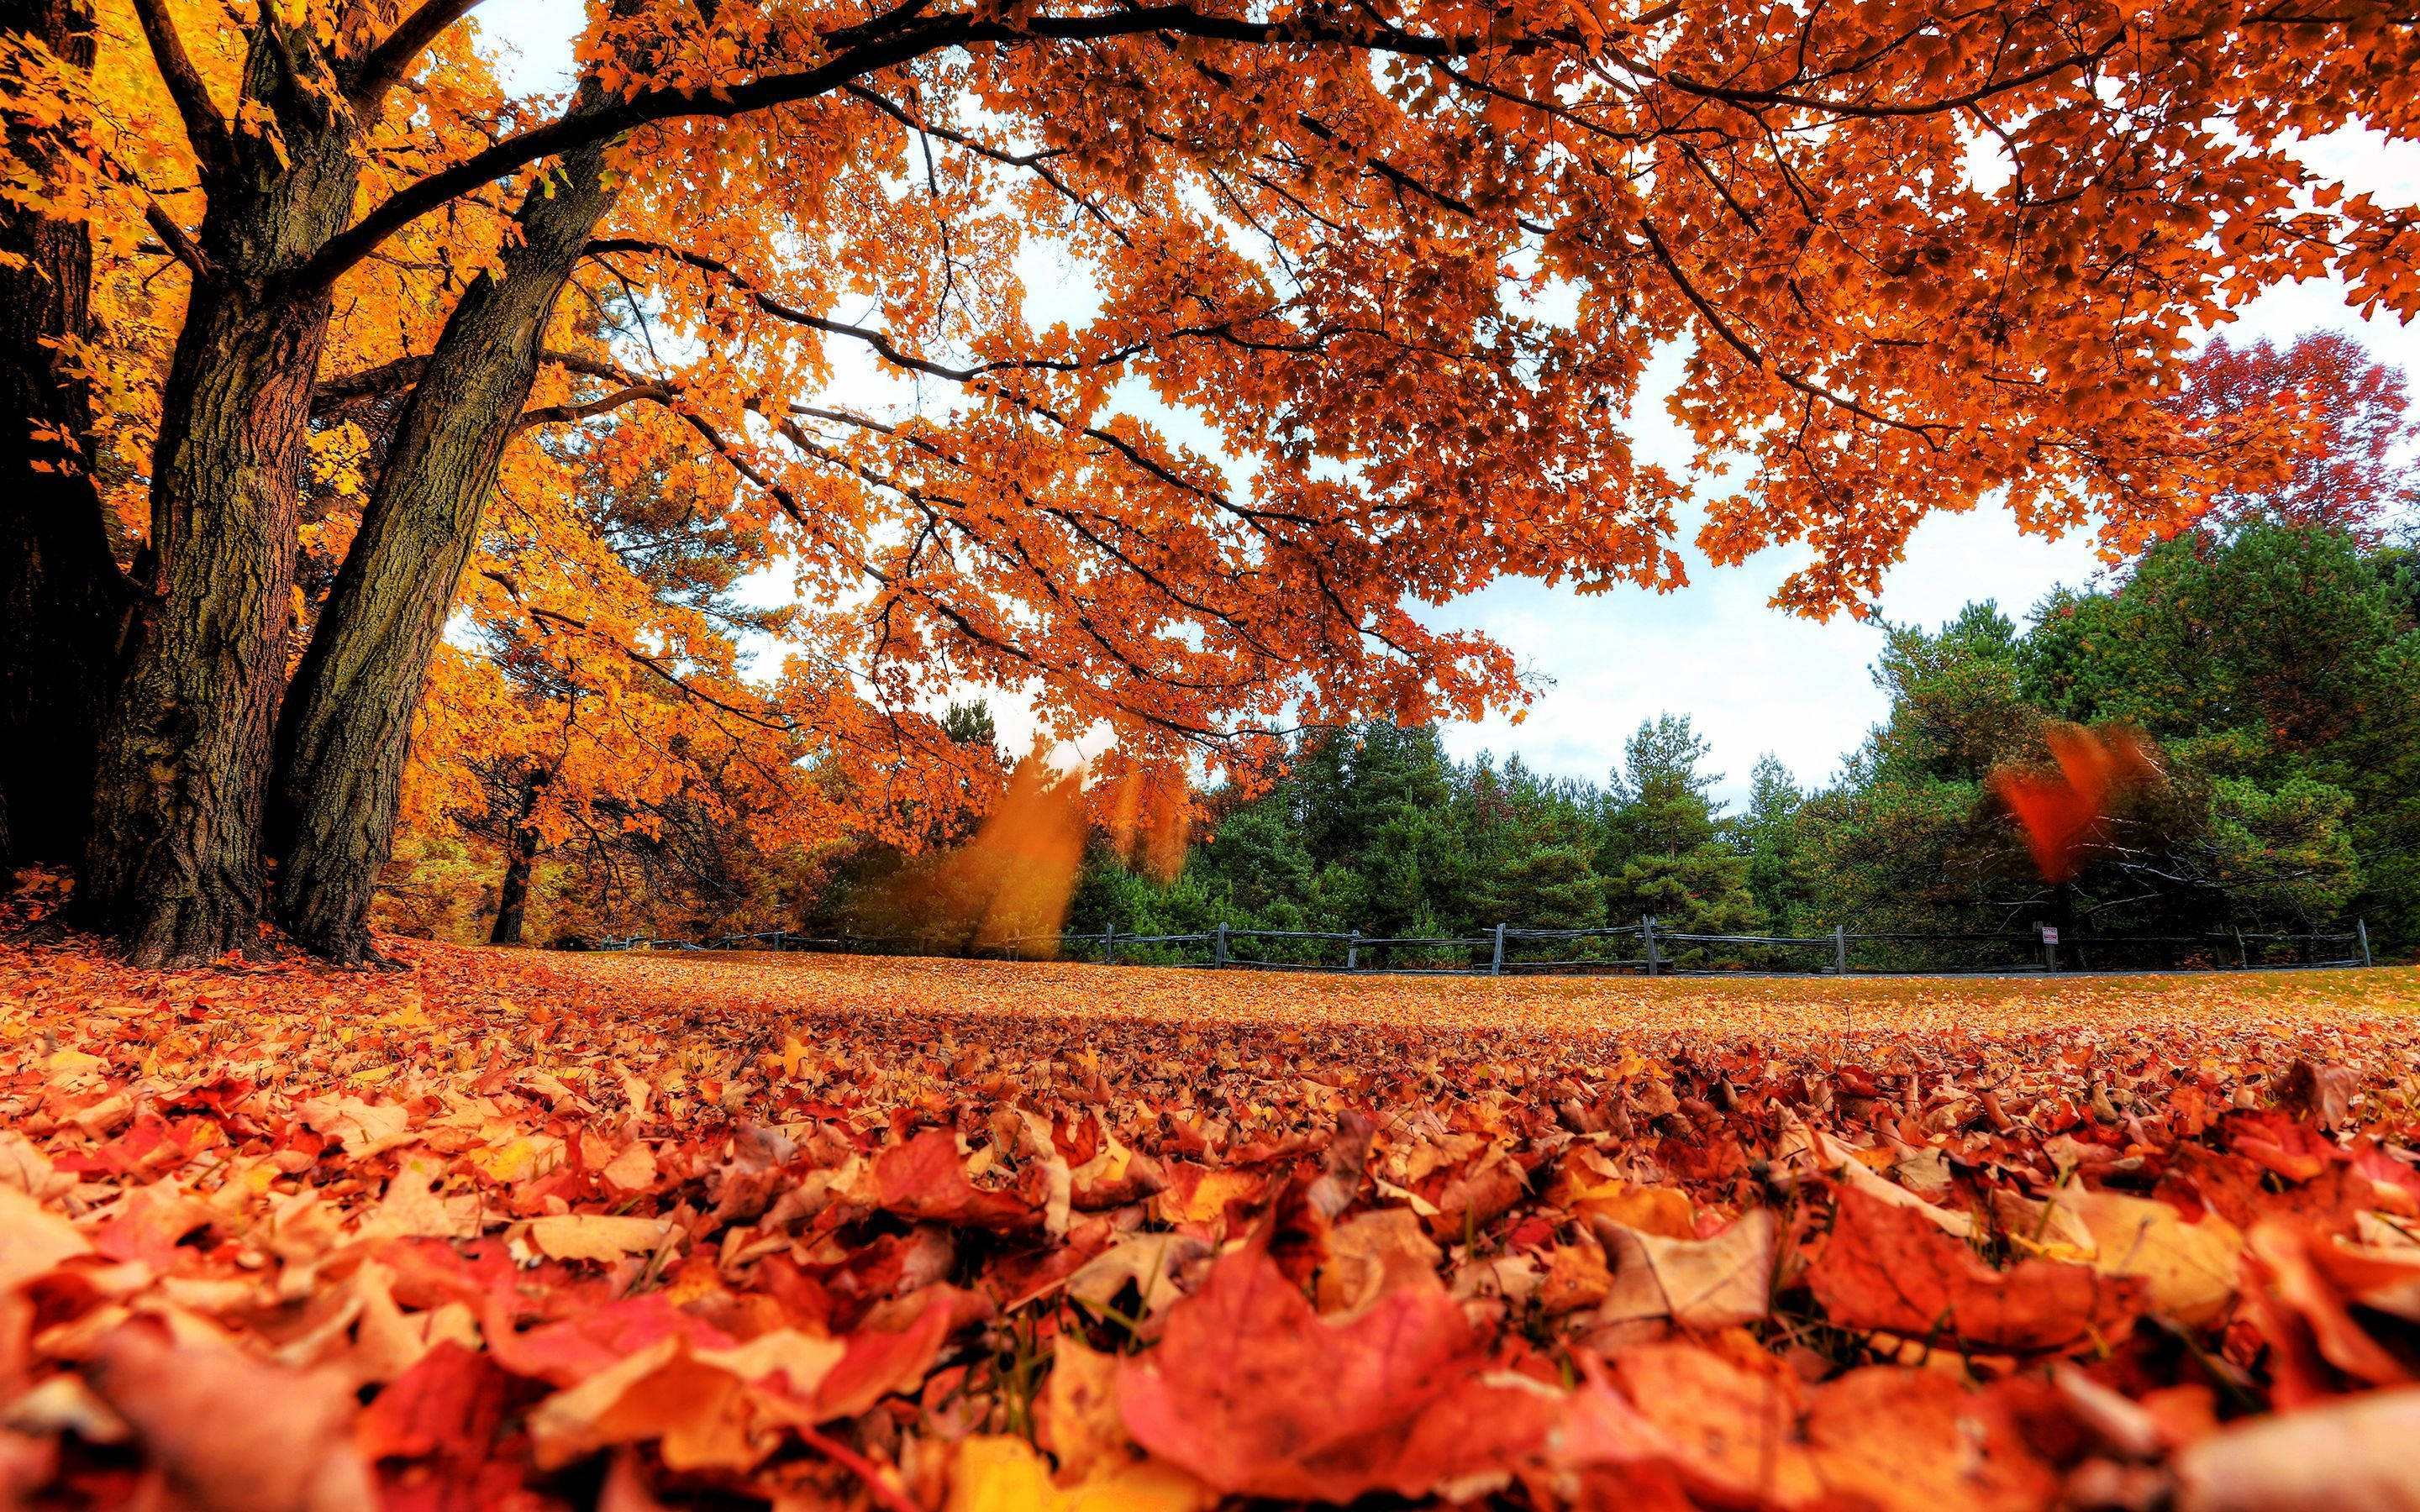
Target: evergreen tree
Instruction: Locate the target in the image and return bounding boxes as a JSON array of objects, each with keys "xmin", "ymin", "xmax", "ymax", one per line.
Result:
[
  {"xmin": 1599, "ymin": 716, "xmax": 1758, "ymax": 941},
  {"xmin": 1735, "ymin": 755, "xmax": 1807, "ymax": 932}
]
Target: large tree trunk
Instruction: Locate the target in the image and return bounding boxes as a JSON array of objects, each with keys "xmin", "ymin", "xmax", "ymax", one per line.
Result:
[
  {"xmin": 0, "ymin": 0, "xmax": 133, "ymax": 874},
  {"xmin": 270, "ymin": 135, "xmax": 622, "ymax": 962},
  {"xmin": 79, "ymin": 24, "xmax": 361, "ymax": 964}
]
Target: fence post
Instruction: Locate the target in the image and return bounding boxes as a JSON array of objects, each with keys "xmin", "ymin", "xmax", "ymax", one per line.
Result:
[
  {"xmin": 2359, "ymin": 919, "xmax": 2372, "ymax": 969},
  {"xmin": 1346, "ymin": 930, "xmax": 1360, "ymax": 971},
  {"xmin": 1104, "ymin": 926, "xmax": 1117, "ymax": 967},
  {"xmin": 1491, "ymin": 923, "xmax": 1507, "ymax": 977},
  {"xmin": 1642, "ymin": 916, "xmax": 1659, "ymax": 977},
  {"xmin": 1833, "ymin": 925, "xmax": 1847, "ymax": 975},
  {"xmin": 1214, "ymin": 922, "xmax": 1228, "ymax": 969},
  {"xmin": 2234, "ymin": 926, "xmax": 2249, "ymax": 970}
]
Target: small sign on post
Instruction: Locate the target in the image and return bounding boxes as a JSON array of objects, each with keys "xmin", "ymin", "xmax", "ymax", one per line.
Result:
[{"xmin": 2040, "ymin": 924, "xmax": 2060, "ymax": 972}]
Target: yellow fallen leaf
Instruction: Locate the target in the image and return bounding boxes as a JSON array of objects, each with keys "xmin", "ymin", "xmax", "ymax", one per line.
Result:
[
  {"xmin": 1153, "ymin": 1168, "xmax": 1260, "ymax": 1226},
  {"xmin": 1318, "ymin": 1208, "xmax": 1445, "ymax": 1316},
  {"xmin": 466, "ymin": 1132, "xmax": 562, "ymax": 1184},
  {"xmin": 527, "ymin": 1213, "xmax": 666, "ymax": 1263},
  {"xmin": 1037, "ymin": 1336, "xmax": 1127, "ymax": 1483},
  {"xmin": 1996, "ymin": 1187, "xmax": 2243, "ymax": 1327},
  {"xmin": 46, "ymin": 1047, "xmax": 107, "ymax": 1079},
  {"xmin": 0, "ymin": 1184, "xmax": 88, "ymax": 1289},
  {"xmin": 950, "ymin": 1433, "xmax": 1214, "ymax": 1511},
  {"xmin": 1065, "ymin": 1232, "xmax": 1211, "ymax": 1320}
]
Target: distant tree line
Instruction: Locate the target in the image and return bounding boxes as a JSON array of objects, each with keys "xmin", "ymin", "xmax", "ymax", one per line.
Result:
[{"xmin": 1039, "ymin": 519, "xmax": 2419, "ymax": 964}]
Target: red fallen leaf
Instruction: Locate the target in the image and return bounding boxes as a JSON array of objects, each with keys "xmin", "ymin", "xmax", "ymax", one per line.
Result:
[
  {"xmin": 871, "ymin": 1128, "xmax": 1039, "ymax": 1231},
  {"xmin": 1809, "ymin": 1187, "xmax": 2144, "ymax": 1352},
  {"xmin": 1421, "ymin": 1145, "xmax": 1528, "ymax": 1240},
  {"xmin": 2349, "ymin": 1141, "xmax": 2420, "ymax": 1217},
  {"xmin": 356, "ymin": 1341, "xmax": 522, "ymax": 1462},
  {"xmin": 485, "ymin": 1291, "xmax": 739, "ymax": 1386},
  {"xmin": 380, "ymin": 1237, "xmax": 544, "ymax": 1313},
  {"xmin": 2241, "ymin": 1221, "xmax": 2413, "ymax": 1399},
  {"xmin": 89, "ymin": 1177, "xmax": 217, "ymax": 1268},
  {"xmin": 2175, "ymin": 1124, "xmax": 2391, "ymax": 1236},
  {"xmin": 1607, "ymin": 1341, "xmax": 1823, "ymax": 1507},
  {"xmin": 83, "ymin": 1319, "xmax": 377, "ymax": 1512},
  {"xmin": 1117, "ymin": 1238, "xmax": 1537, "ymax": 1500},
  {"xmin": 76, "ymin": 1113, "xmax": 217, "ymax": 1179},
  {"xmin": 1053, "ymin": 1110, "xmax": 1102, "ymax": 1167},
  {"xmin": 1539, "ymin": 1355, "xmax": 1701, "ymax": 1512},
  {"xmin": 2231, "ymin": 1136, "xmax": 2331, "ymax": 1185},
  {"xmin": 809, "ymin": 1285, "xmax": 960, "ymax": 1420}
]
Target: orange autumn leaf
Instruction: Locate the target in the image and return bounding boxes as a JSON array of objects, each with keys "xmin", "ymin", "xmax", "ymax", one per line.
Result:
[
  {"xmin": 1989, "ymin": 722, "xmax": 2164, "ymax": 884},
  {"xmin": 1810, "ymin": 1187, "xmax": 2146, "ymax": 1353}
]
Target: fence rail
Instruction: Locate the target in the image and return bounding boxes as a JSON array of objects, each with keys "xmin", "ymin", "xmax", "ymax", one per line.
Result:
[{"xmin": 592, "ymin": 916, "xmax": 2376, "ymax": 978}]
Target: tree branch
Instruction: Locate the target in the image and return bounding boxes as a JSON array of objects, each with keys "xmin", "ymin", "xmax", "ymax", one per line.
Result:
[
  {"xmin": 297, "ymin": 5, "xmax": 1570, "ymax": 288},
  {"xmin": 129, "ymin": 0, "xmax": 233, "ymax": 181},
  {"xmin": 347, "ymin": 0, "xmax": 487, "ymax": 112},
  {"xmin": 515, "ymin": 381, "xmax": 677, "ymax": 430},
  {"xmin": 143, "ymin": 200, "xmax": 210, "ymax": 280},
  {"xmin": 1634, "ymin": 217, "xmax": 1949, "ymax": 446},
  {"xmin": 314, "ymin": 347, "xmax": 634, "ymax": 413}
]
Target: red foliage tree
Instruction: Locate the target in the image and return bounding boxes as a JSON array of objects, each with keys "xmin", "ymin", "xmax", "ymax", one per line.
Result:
[{"xmin": 2169, "ymin": 331, "xmax": 2417, "ymax": 545}]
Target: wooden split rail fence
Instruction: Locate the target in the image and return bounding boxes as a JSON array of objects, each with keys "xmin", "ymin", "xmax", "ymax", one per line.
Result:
[{"xmin": 595, "ymin": 918, "xmax": 2375, "ymax": 977}]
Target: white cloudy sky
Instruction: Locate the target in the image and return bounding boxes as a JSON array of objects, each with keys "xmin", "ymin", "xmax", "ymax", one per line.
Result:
[{"xmin": 471, "ymin": 3, "xmax": 2420, "ymax": 807}]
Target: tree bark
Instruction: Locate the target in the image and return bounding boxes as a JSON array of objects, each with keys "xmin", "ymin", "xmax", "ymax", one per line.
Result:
[
  {"xmin": 270, "ymin": 134, "xmax": 623, "ymax": 961},
  {"xmin": 491, "ymin": 832, "xmax": 537, "ymax": 946},
  {"xmin": 0, "ymin": 0, "xmax": 133, "ymax": 874},
  {"xmin": 80, "ymin": 22, "xmax": 362, "ymax": 964}
]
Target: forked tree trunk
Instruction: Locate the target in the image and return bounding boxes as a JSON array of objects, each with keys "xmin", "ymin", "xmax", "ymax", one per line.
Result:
[
  {"xmin": 81, "ymin": 281, "xmax": 336, "ymax": 963},
  {"xmin": 270, "ymin": 135, "xmax": 622, "ymax": 962},
  {"xmin": 0, "ymin": 0, "xmax": 133, "ymax": 874},
  {"xmin": 79, "ymin": 24, "xmax": 362, "ymax": 964}
]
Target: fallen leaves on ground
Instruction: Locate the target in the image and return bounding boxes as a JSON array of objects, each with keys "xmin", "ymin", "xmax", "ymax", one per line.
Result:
[{"xmin": 2, "ymin": 927, "xmax": 2419, "ymax": 1509}]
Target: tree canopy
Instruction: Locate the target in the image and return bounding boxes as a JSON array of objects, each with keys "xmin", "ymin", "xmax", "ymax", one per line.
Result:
[{"xmin": 2, "ymin": 0, "xmax": 2417, "ymax": 962}]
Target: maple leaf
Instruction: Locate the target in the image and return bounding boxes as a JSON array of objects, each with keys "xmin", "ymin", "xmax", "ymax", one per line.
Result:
[
  {"xmin": 1809, "ymin": 1187, "xmax": 2145, "ymax": 1353},
  {"xmin": 871, "ymin": 1128, "xmax": 1042, "ymax": 1231},
  {"xmin": 1117, "ymin": 1239, "xmax": 1528, "ymax": 1500}
]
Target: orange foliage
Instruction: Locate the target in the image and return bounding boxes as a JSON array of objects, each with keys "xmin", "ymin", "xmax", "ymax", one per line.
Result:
[{"xmin": 8, "ymin": 0, "xmax": 2417, "ymax": 811}]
